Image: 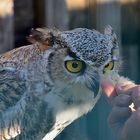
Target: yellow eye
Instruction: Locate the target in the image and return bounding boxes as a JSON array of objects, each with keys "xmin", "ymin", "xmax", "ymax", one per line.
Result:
[
  {"xmin": 65, "ymin": 60, "xmax": 85, "ymax": 74},
  {"xmin": 103, "ymin": 61, "xmax": 114, "ymax": 74}
]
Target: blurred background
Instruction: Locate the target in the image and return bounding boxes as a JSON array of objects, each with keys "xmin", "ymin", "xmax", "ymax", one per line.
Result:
[{"xmin": 0, "ymin": 0, "xmax": 140, "ymax": 140}]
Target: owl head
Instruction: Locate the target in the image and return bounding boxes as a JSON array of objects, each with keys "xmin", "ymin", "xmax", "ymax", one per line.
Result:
[{"xmin": 29, "ymin": 26, "xmax": 120, "ymax": 97}]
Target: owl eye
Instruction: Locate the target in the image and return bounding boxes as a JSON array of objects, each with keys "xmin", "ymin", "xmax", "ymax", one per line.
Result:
[
  {"xmin": 65, "ymin": 60, "xmax": 86, "ymax": 74},
  {"xmin": 103, "ymin": 61, "xmax": 114, "ymax": 74}
]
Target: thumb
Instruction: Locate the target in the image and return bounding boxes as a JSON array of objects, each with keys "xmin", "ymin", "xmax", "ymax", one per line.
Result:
[{"xmin": 101, "ymin": 80, "xmax": 117, "ymax": 105}]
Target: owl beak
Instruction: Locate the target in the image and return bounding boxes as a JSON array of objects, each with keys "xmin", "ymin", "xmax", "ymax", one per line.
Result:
[{"xmin": 86, "ymin": 75, "xmax": 100, "ymax": 97}]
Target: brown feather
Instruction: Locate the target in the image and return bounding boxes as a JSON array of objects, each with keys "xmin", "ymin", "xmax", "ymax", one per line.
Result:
[{"xmin": 27, "ymin": 28, "xmax": 54, "ymax": 51}]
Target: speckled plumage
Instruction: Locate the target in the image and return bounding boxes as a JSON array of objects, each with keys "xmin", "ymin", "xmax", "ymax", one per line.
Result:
[
  {"xmin": 0, "ymin": 26, "xmax": 133, "ymax": 140},
  {"xmin": 61, "ymin": 28, "xmax": 117, "ymax": 67}
]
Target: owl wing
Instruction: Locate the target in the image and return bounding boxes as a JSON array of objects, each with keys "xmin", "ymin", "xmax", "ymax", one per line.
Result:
[
  {"xmin": 0, "ymin": 28, "xmax": 56, "ymax": 113},
  {"xmin": 0, "ymin": 64, "xmax": 26, "ymax": 113},
  {"xmin": 0, "ymin": 46, "xmax": 33, "ymax": 113}
]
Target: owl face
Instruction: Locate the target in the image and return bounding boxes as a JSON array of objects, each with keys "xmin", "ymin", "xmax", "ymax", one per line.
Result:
[
  {"xmin": 44, "ymin": 26, "xmax": 120, "ymax": 95},
  {"xmin": 30, "ymin": 26, "xmax": 120, "ymax": 95}
]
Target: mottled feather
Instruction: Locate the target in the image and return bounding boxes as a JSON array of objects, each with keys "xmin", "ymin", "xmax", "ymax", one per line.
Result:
[{"xmin": 0, "ymin": 26, "xmax": 134, "ymax": 140}]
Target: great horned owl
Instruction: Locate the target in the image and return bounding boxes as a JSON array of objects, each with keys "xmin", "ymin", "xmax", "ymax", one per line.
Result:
[{"xmin": 0, "ymin": 26, "xmax": 133, "ymax": 140}]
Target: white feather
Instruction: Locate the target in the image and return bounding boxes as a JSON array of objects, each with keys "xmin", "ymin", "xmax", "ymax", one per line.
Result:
[{"xmin": 43, "ymin": 83, "xmax": 101, "ymax": 140}]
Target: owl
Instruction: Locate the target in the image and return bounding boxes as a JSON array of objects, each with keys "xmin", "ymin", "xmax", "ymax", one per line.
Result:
[{"xmin": 0, "ymin": 26, "xmax": 134, "ymax": 140}]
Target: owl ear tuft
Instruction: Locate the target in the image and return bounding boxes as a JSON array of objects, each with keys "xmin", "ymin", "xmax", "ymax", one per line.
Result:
[
  {"xmin": 104, "ymin": 25, "xmax": 114, "ymax": 35},
  {"xmin": 27, "ymin": 28, "xmax": 54, "ymax": 51},
  {"xmin": 104, "ymin": 25, "xmax": 117, "ymax": 45}
]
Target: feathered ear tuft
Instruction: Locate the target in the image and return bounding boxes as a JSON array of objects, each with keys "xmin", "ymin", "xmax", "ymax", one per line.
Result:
[
  {"xmin": 104, "ymin": 25, "xmax": 114, "ymax": 35},
  {"xmin": 27, "ymin": 28, "xmax": 54, "ymax": 51},
  {"xmin": 104, "ymin": 25, "xmax": 118, "ymax": 45}
]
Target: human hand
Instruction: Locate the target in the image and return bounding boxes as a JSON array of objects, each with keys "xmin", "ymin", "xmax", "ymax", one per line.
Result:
[{"xmin": 101, "ymin": 80, "xmax": 140, "ymax": 140}]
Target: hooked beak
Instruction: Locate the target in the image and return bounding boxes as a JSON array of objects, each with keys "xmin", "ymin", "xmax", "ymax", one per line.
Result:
[{"xmin": 86, "ymin": 74, "xmax": 100, "ymax": 97}]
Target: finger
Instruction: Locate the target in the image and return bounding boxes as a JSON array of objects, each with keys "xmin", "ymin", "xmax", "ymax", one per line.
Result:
[
  {"xmin": 108, "ymin": 106, "xmax": 132, "ymax": 124},
  {"xmin": 116, "ymin": 83, "xmax": 137, "ymax": 95},
  {"xmin": 115, "ymin": 85, "xmax": 137, "ymax": 112},
  {"xmin": 121, "ymin": 109, "xmax": 140, "ymax": 140},
  {"xmin": 131, "ymin": 86, "xmax": 140, "ymax": 109},
  {"xmin": 101, "ymin": 80, "xmax": 117, "ymax": 105},
  {"xmin": 114, "ymin": 94, "xmax": 132, "ymax": 107},
  {"xmin": 107, "ymin": 106, "xmax": 132, "ymax": 139}
]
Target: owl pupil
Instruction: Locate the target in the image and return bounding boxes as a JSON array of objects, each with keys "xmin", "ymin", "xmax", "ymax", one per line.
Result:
[
  {"xmin": 105, "ymin": 63, "xmax": 109, "ymax": 68},
  {"xmin": 72, "ymin": 62, "xmax": 78, "ymax": 68}
]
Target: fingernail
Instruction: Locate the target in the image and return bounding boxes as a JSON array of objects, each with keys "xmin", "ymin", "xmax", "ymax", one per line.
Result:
[{"xmin": 101, "ymin": 80, "xmax": 115, "ymax": 97}]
